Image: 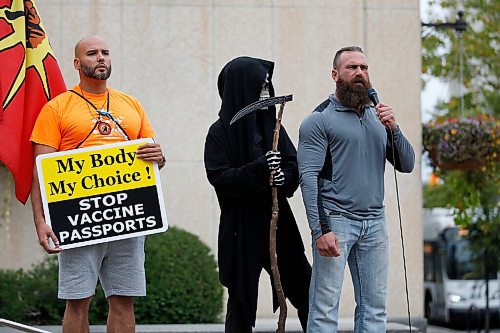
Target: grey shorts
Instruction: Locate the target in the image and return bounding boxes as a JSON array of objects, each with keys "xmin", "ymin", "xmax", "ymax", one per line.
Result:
[{"xmin": 58, "ymin": 236, "xmax": 146, "ymax": 300}]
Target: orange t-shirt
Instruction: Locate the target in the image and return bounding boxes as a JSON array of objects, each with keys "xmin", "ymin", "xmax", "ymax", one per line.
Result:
[{"xmin": 30, "ymin": 85, "xmax": 155, "ymax": 151}]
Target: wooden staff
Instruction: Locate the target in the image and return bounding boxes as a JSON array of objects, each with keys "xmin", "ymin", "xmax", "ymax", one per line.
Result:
[{"xmin": 229, "ymin": 95, "xmax": 293, "ymax": 333}]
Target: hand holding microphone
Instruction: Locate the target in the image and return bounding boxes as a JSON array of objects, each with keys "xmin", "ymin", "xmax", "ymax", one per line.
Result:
[{"xmin": 367, "ymin": 88, "xmax": 398, "ymax": 130}]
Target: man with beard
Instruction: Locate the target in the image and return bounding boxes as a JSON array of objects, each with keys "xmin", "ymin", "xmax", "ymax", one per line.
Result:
[
  {"xmin": 297, "ymin": 46, "xmax": 415, "ymax": 332},
  {"xmin": 30, "ymin": 35, "xmax": 165, "ymax": 333},
  {"xmin": 204, "ymin": 56, "xmax": 311, "ymax": 332}
]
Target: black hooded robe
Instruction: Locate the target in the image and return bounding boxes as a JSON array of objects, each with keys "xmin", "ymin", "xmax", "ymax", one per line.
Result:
[{"xmin": 204, "ymin": 57, "xmax": 311, "ymax": 329}]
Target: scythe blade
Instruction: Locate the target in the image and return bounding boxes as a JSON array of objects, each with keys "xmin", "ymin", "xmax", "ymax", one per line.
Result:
[{"xmin": 229, "ymin": 94, "xmax": 293, "ymax": 125}]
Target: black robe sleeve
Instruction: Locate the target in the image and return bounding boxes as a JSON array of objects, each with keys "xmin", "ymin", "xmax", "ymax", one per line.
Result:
[
  {"xmin": 204, "ymin": 122, "xmax": 299, "ymax": 200},
  {"xmin": 205, "ymin": 123, "xmax": 268, "ymax": 198}
]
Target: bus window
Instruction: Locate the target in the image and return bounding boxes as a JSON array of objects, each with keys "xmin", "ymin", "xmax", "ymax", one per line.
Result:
[
  {"xmin": 424, "ymin": 242, "xmax": 436, "ymax": 281},
  {"xmin": 444, "ymin": 228, "xmax": 497, "ymax": 280}
]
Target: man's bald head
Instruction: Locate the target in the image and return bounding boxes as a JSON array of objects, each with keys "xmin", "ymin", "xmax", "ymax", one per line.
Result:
[{"xmin": 74, "ymin": 35, "xmax": 107, "ymax": 57}]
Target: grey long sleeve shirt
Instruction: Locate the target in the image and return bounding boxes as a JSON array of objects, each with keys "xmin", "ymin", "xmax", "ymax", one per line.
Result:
[{"xmin": 298, "ymin": 95, "xmax": 415, "ymax": 240}]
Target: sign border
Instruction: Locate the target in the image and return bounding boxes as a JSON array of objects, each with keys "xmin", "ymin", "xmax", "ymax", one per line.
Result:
[{"xmin": 36, "ymin": 138, "xmax": 168, "ymax": 249}]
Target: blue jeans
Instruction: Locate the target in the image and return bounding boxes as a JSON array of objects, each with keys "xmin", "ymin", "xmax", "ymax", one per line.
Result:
[{"xmin": 307, "ymin": 214, "xmax": 389, "ymax": 333}]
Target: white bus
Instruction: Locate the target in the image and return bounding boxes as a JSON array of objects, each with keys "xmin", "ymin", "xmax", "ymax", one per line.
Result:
[{"xmin": 423, "ymin": 208, "xmax": 499, "ymax": 324}]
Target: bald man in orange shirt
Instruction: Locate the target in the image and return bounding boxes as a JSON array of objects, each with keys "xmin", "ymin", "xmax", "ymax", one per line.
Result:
[{"xmin": 30, "ymin": 35, "xmax": 165, "ymax": 333}]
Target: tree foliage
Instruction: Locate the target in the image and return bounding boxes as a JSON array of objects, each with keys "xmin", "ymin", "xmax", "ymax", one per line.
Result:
[
  {"xmin": 421, "ymin": 0, "xmax": 499, "ymax": 280},
  {"xmin": 422, "ymin": 0, "xmax": 499, "ymax": 117}
]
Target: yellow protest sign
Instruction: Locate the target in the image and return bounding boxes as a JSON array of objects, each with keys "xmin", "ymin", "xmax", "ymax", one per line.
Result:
[{"xmin": 36, "ymin": 139, "xmax": 168, "ymax": 249}]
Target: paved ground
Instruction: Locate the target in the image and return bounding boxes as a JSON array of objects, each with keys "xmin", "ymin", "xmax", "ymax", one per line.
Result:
[
  {"xmin": 2, "ymin": 317, "xmax": 499, "ymax": 333},
  {"xmin": 427, "ymin": 324, "xmax": 500, "ymax": 333},
  {"xmin": 0, "ymin": 317, "xmax": 419, "ymax": 332},
  {"xmin": 0, "ymin": 317, "xmax": 422, "ymax": 333}
]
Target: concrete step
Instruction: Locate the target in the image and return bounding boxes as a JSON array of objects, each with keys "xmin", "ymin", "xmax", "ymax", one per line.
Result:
[{"xmin": 0, "ymin": 317, "xmax": 425, "ymax": 333}]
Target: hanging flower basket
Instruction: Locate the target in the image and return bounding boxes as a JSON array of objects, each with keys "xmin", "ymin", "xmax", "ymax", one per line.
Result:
[{"xmin": 423, "ymin": 115, "xmax": 499, "ymax": 171}]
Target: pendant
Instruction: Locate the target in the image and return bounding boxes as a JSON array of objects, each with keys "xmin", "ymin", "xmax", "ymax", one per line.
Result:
[{"xmin": 97, "ymin": 121, "xmax": 112, "ymax": 135}]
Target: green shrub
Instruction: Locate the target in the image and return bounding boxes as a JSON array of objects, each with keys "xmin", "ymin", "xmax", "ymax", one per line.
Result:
[
  {"xmin": 0, "ymin": 226, "xmax": 223, "ymax": 324},
  {"xmin": 0, "ymin": 256, "xmax": 64, "ymax": 324},
  {"xmin": 26, "ymin": 256, "xmax": 65, "ymax": 323},
  {"xmin": 135, "ymin": 227, "xmax": 223, "ymax": 323},
  {"xmin": 0, "ymin": 269, "xmax": 33, "ymax": 322}
]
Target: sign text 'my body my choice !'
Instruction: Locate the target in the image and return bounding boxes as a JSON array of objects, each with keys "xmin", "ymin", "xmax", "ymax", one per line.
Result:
[{"xmin": 49, "ymin": 148, "xmax": 141, "ymax": 197}]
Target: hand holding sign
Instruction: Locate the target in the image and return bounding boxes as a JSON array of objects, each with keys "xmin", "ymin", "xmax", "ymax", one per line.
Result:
[
  {"xmin": 136, "ymin": 142, "xmax": 166, "ymax": 169},
  {"xmin": 35, "ymin": 218, "xmax": 61, "ymax": 253},
  {"xmin": 32, "ymin": 143, "xmax": 61, "ymax": 254}
]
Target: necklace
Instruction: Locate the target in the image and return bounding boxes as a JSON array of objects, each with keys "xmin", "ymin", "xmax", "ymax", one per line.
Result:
[
  {"xmin": 70, "ymin": 88, "xmax": 131, "ymax": 141},
  {"xmin": 80, "ymin": 89, "xmax": 112, "ymax": 135}
]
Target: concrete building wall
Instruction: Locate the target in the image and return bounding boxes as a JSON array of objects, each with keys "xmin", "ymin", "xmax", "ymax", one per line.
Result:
[{"xmin": 0, "ymin": 0, "xmax": 423, "ymax": 321}]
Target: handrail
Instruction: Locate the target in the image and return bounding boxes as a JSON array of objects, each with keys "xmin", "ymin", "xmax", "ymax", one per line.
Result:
[{"xmin": 0, "ymin": 319, "xmax": 52, "ymax": 333}]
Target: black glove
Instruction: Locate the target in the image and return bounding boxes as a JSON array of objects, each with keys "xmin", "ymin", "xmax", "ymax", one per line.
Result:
[
  {"xmin": 265, "ymin": 150, "xmax": 281, "ymax": 171},
  {"xmin": 270, "ymin": 168, "xmax": 285, "ymax": 187}
]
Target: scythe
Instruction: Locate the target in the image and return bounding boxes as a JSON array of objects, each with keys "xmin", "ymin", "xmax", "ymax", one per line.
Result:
[{"xmin": 230, "ymin": 94, "xmax": 293, "ymax": 333}]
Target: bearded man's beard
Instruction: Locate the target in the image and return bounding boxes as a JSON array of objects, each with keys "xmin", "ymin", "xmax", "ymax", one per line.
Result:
[
  {"xmin": 336, "ymin": 76, "xmax": 371, "ymax": 110},
  {"xmin": 82, "ymin": 63, "xmax": 112, "ymax": 80}
]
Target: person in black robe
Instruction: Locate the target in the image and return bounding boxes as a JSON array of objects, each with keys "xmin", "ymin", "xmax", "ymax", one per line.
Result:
[{"xmin": 204, "ymin": 56, "xmax": 311, "ymax": 332}]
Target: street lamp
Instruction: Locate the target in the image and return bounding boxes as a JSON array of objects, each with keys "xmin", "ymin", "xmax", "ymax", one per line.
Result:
[
  {"xmin": 421, "ymin": 9, "xmax": 467, "ymax": 33},
  {"xmin": 422, "ymin": 9, "xmax": 467, "ymax": 118}
]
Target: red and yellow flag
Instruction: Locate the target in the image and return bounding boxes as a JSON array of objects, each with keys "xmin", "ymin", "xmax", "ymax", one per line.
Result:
[{"xmin": 0, "ymin": 0, "xmax": 66, "ymax": 204}]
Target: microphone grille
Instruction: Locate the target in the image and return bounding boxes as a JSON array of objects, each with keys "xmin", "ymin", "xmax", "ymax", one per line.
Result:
[{"xmin": 366, "ymin": 88, "xmax": 379, "ymax": 105}]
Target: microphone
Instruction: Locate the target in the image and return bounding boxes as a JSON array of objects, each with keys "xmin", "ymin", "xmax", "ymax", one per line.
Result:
[
  {"xmin": 367, "ymin": 87, "xmax": 392, "ymax": 130},
  {"xmin": 367, "ymin": 87, "xmax": 379, "ymax": 106}
]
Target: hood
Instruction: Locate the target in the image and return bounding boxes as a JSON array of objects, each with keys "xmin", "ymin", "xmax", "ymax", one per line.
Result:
[
  {"xmin": 217, "ymin": 56, "xmax": 275, "ymax": 125},
  {"xmin": 215, "ymin": 56, "xmax": 277, "ymax": 165}
]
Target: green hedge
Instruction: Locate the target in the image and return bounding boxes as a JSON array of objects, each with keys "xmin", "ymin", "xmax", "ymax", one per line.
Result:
[
  {"xmin": 0, "ymin": 226, "xmax": 223, "ymax": 324},
  {"xmin": 0, "ymin": 256, "xmax": 62, "ymax": 324}
]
